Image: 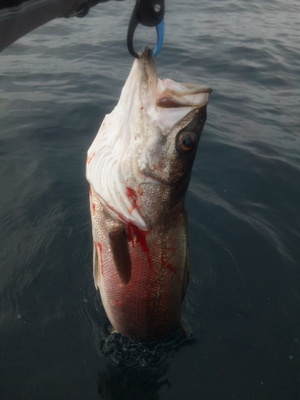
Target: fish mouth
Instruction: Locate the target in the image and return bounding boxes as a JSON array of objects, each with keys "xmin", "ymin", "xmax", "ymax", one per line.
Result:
[
  {"xmin": 137, "ymin": 47, "xmax": 212, "ymax": 110},
  {"xmin": 135, "ymin": 47, "xmax": 159, "ymax": 98},
  {"xmin": 138, "ymin": 47, "xmax": 157, "ymax": 70},
  {"xmin": 157, "ymin": 81, "xmax": 212, "ymax": 109}
]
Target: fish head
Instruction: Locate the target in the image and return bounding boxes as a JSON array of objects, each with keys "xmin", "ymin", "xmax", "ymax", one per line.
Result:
[{"xmin": 86, "ymin": 48, "xmax": 211, "ymax": 230}]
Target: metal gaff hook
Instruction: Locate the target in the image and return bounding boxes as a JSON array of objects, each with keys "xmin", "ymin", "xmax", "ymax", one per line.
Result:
[{"xmin": 127, "ymin": 0, "xmax": 165, "ymax": 58}]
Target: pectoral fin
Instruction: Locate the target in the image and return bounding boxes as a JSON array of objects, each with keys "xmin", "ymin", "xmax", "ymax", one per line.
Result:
[
  {"xmin": 109, "ymin": 229, "xmax": 132, "ymax": 285},
  {"xmin": 93, "ymin": 242, "xmax": 101, "ymax": 289}
]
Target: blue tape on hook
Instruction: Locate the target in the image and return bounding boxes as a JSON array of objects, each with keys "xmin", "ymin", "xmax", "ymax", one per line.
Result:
[{"xmin": 153, "ymin": 19, "xmax": 165, "ymax": 57}]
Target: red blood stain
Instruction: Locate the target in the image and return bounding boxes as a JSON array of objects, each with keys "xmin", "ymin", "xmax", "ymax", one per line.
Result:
[
  {"xmin": 165, "ymin": 246, "xmax": 176, "ymax": 251},
  {"xmin": 92, "ymin": 203, "xmax": 96, "ymax": 213},
  {"xmin": 102, "ymin": 199, "xmax": 124, "ymax": 222},
  {"xmin": 127, "ymin": 223, "xmax": 151, "ymax": 265},
  {"xmin": 126, "ymin": 186, "xmax": 138, "ymax": 212},
  {"xmin": 86, "ymin": 152, "xmax": 95, "ymax": 164},
  {"xmin": 163, "ymin": 261, "xmax": 177, "ymax": 274},
  {"xmin": 161, "ymin": 252, "xmax": 177, "ymax": 274}
]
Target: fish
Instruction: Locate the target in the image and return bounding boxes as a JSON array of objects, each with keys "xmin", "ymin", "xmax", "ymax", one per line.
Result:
[{"xmin": 86, "ymin": 47, "xmax": 211, "ymax": 342}]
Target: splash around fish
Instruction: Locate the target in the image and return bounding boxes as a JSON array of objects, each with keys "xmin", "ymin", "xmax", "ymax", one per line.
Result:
[{"xmin": 86, "ymin": 47, "xmax": 211, "ymax": 342}]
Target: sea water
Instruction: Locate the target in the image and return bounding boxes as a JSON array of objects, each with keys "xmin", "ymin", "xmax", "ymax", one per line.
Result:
[{"xmin": 0, "ymin": 0, "xmax": 299, "ymax": 399}]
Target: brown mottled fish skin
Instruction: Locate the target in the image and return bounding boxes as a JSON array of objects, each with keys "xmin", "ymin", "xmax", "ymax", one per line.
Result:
[{"xmin": 87, "ymin": 48, "xmax": 211, "ymax": 342}]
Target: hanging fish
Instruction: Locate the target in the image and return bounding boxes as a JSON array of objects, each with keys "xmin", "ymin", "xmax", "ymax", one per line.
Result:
[{"xmin": 86, "ymin": 48, "xmax": 211, "ymax": 342}]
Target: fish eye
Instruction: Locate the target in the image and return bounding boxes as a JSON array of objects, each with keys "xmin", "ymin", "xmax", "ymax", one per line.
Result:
[{"xmin": 177, "ymin": 131, "xmax": 197, "ymax": 153}]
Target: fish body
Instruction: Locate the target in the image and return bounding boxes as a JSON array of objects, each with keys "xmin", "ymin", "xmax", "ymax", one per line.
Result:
[{"xmin": 86, "ymin": 48, "xmax": 211, "ymax": 342}]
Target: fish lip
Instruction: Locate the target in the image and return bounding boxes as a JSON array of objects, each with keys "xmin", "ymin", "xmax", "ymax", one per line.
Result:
[
  {"xmin": 138, "ymin": 46, "xmax": 154, "ymax": 60},
  {"xmin": 138, "ymin": 46, "xmax": 156, "ymax": 65},
  {"xmin": 137, "ymin": 47, "xmax": 212, "ymax": 109},
  {"xmin": 137, "ymin": 47, "xmax": 158, "ymax": 88}
]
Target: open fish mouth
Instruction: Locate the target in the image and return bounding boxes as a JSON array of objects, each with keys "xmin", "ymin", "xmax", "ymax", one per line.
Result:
[{"xmin": 86, "ymin": 48, "xmax": 211, "ymax": 341}]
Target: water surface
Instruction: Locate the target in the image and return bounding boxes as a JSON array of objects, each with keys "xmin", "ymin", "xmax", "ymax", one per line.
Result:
[{"xmin": 0, "ymin": 0, "xmax": 299, "ymax": 399}]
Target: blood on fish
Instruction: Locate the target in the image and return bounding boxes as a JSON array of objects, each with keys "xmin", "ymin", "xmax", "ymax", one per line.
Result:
[
  {"xmin": 126, "ymin": 187, "xmax": 138, "ymax": 212},
  {"xmin": 92, "ymin": 203, "xmax": 96, "ymax": 213},
  {"xmin": 87, "ymin": 153, "xmax": 95, "ymax": 164},
  {"xmin": 163, "ymin": 261, "xmax": 177, "ymax": 274},
  {"xmin": 114, "ymin": 299, "xmax": 122, "ymax": 307},
  {"xmin": 101, "ymin": 198, "xmax": 129, "ymax": 225},
  {"xmin": 127, "ymin": 222, "xmax": 151, "ymax": 265},
  {"xmin": 165, "ymin": 246, "xmax": 176, "ymax": 251},
  {"xmin": 161, "ymin": 252, "xmax": 177, "ymax": 274}
]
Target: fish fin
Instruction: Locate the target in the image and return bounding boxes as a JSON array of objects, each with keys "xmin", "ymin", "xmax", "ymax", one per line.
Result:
[
  {"xmin": 109, "ymin": 229, "xmax": 132, "ymax": 285},
  {"xmin": 93, "ymin": 242, "xmax": 101, "ymax": 289}
]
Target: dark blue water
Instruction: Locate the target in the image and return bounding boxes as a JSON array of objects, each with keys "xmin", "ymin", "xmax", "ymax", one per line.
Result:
[{"xmin": 1, "ymin": 1, "xmax": 299, "ymax": 399}]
